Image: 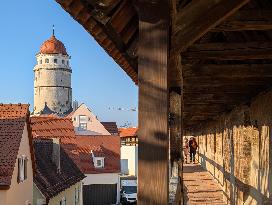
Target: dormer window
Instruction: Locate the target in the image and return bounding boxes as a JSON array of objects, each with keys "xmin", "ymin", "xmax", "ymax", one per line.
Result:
[{"xmin": 94, "ymin": 157, "xmax": 104, "ymax": 168}]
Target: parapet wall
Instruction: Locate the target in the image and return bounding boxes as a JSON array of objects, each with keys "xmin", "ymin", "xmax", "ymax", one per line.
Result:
[{"xmin": 195, "ymin": 90, "xmax": 272, "ymax": 205}]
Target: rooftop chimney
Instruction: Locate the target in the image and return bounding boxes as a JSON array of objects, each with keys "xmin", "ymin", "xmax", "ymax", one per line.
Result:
[
  {"xmin": 52, "ymin": 138, "xmax": 61, "ymax": 173},
  {"xmin": 73, "ymin": 100, "xmax": 79, "ymax": 111}
]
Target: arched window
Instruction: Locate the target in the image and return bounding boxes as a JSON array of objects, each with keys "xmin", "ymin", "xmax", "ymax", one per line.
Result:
[
  {"xmin": 45, "ymin": 58, "xmax": 49, "ymax": 63},
  {"xmin": 54, "ymin": 59, "xmax": 58, "ymax": 64}
]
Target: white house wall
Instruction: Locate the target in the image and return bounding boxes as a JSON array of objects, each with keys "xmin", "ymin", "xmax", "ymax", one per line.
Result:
[{"xmin": 121, "ymin": 145, "xmax": 138, "ymax": 176}]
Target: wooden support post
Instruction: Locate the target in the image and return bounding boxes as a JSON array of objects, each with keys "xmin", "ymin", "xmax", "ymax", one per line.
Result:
[
  {"xmin": 169, "ymin": 89, "xmax": 182, "ymax": 172},
  {"xmin": 137, "ymin": 1, "xmax": 170, "ymax": 204}
]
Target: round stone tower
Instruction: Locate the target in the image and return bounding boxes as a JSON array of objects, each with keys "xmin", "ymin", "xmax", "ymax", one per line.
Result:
[{"xmin": 33, "ymin": 34, "xmax": 72, "ymax": 115}]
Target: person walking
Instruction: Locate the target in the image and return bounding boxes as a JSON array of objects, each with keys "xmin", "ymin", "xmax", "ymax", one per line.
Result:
[
  {"xmin": 183, "ymin": 138, "xmax": 189, "ymax": 163},
  {"xmin": 189, "ymin": 137, "xmax": 198, "ymax": 163}
]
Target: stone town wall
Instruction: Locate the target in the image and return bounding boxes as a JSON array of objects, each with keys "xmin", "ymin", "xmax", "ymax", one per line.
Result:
[{"xmin": 195, "ymin": 90, "xmax": 272, "ymax": 205}]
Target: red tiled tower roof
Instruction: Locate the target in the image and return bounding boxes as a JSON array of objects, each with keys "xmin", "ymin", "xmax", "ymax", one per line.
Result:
[{"xmin": 40, "ymin": 35, "xmax": 67, "ymax": 55}]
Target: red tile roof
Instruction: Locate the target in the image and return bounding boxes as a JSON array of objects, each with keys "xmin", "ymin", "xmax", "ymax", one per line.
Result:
[
  {"xmin": 30, "ymin": 117, "xmax": 120, "ymax": 174},
  {"xmin": 75, "ymin": 135, "xmax": 120, "ymax": 174},
  {"xmin": 0, "ymin": 104, "xmax": 33, "ymax": 188},
  {"xmin": 33, "ymin": 138, "xmax": 85, "ymax": 200},
  {"xmin": 119, "ymin": 127, "xmax": 138, "ymax": 138},
  {"xmin": 30, "ymin": 116, "xmax": 80, "ymax": 165},
  {"xmin": 40, "ymin": 35, "xmax": 68, "ymax": 55},
  {"xmin": 31, "ymin": 117, "xmax": 75, "ymax": 139}
]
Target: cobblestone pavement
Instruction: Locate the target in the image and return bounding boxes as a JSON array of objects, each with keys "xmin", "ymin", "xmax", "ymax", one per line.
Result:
[{"xmin": 183, "ymin": 163, "xmax": 226, "ymax": 205}]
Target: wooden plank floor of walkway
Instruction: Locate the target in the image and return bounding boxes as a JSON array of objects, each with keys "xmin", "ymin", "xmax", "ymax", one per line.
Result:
[{"xmin": 183, "ymin": 163, "xmax": 226, "ymax": 205}]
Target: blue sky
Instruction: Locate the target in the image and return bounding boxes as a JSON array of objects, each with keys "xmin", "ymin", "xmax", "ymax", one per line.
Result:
[{"xmin": 0, "ymin": 0, "xmax": 138, "ymax": 127}]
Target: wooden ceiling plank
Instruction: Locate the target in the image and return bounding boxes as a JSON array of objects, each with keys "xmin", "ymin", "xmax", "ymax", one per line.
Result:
[
  {"xmin": 171, "ymin": 0, "xmax": 250, "ymax": 54},
  {"xmin": 109, "ymin": 0, "xmax": 135, "ymax": 34},
  {"xmin": 183, "ymin": 85, "xmax": 266, "ymax": 93},
  {"xmin": 212, "ymin": 9, "xmax": 272, "ymax": 31},
  {"xmin": 184, "ymin": 76, "xmax": 272, "ymax": 85},
  {"xmin": 183, "ymin": 64, "xmax": 272, "ymax": 78},
  {"xmin": 183, "ymin": 42, "xmax": 272, "ymax": 60},
  {"xmin": 212, "ymin": 20, "xmax": 272, "ymax": 31}
]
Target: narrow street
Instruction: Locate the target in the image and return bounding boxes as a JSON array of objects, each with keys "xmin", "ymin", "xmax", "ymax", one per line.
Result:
[{"xmin": 183, "ymin": 164, "xmax": 226, "ymax": 205}]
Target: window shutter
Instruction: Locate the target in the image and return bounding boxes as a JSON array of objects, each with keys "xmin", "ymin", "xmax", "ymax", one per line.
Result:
[
  {"xmin": 17, "ymin": 158, "xmax": 21, "ymax": 183},
  {"xmin": 74, "ymin": 188, "xmax": 76, "ymax": 204},
  {"xmin": 24, "ymin": 158, "xmax": 28, "ymax": 180},
  {"xmin": 20, "ymin": 158, "xmax": 25, "ymax": 182}
]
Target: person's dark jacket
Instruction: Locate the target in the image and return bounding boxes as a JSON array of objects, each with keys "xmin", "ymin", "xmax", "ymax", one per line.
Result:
[{"xmin": 189, "ymin": 139, "xmax": 198, "ymax": 152}]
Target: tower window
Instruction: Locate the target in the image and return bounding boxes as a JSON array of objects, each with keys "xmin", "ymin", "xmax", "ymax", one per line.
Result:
[
  {"xmin": 62, "ymin": 60, "xmax": 65, "ymax": 64},
  {"xmin": 67, "ymin": 61, "xmax": 69, "ymax": 66},
  {"xmin": 45, "ymin": 58, "xmax": 49, "ymax": 63},
  {"xmin": 54, "ymin": 59, "xmax": 58, "ymax": 64},
  {"xmin": 39, "ymin": 60, "xmax": 42, "ymax": 64}
]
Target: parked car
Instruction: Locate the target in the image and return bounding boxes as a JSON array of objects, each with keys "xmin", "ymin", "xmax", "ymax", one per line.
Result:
[{"xmin": 120, "ymin": 179, "xmax": 137, "ymax": 204}]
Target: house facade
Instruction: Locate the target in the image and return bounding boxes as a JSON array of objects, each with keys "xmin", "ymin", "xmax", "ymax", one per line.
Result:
[
  {"xmin": 32, "ymin": 138, "xmax": 85, "ymax": 205},
  {"xmin": 31, "ymin": 117, "xmax": 85, "ymax": 205},
  {"xmin": 0, "ymin": 104, "xmax": 34, "ymax": 205},
  {"xmin": 67, "ymin": 103, "xmax": 110, "ymax": 135},
  {"xmin": 75, "ymin": 135, "xmax": 121, "ymax": 205},
  {"xmin": 119, "ymin": 128, "xmax": 138, "ymax": 176}
]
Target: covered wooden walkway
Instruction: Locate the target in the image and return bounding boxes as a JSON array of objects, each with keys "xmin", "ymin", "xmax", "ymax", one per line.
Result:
[
  {"xmin": 56, "ymin": 0, "xmax": 272, "ymax": 204},
  {"xmin": 183, "ymin": 164, "xmax": 226, "ymax": 205}
]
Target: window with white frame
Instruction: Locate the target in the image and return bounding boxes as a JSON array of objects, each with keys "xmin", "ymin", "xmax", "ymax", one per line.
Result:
[
  {"xmin": 17, "ymin": 155, "xmax": 28, "ymax": 183},
  {"xmin": 79, "ymin": 123, "xmax": 87, "ymax": 131},
  {"xmin": 79, "ymin": 115, "xmax": 88, "ymax": 131},
  {"xmin": 94, "ymin": 157, "xmax": 104, "ymax": 168},
  {"xmin": 60, "ymin": 197, "xmax": 66, "ymax": 205}
]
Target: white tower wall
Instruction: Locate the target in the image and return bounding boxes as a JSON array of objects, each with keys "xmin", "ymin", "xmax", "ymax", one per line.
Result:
[{"xmin": 33, "ymin": 53, "xmax": 72, "ymax": 115}]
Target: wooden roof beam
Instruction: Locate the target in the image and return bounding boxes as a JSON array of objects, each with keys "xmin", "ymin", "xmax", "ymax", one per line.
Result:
[
  {"xmin": 171, "ymin": 0, "xmax": 250, "ymax": 55},
  {"xmin": 183, "ymin": 42, "xmax": 272, "ymax": 60},
  {"xmin": 183, "ymin": 77, "xmax": 272, "ymax": 86},
  {"xmin": 212, "ymin": 10, "xmax": 272, "ymax": 31},
  {"xmin": 183, "ymin": 93, "xmax": 249, "ymax": 103},
  {"xmin": 183, "ymin": 85, "xmax": 267, "ymax": 93},
  {"xmin": 183, "ymin": 64, "xmax": 272, "ymax": 78}
]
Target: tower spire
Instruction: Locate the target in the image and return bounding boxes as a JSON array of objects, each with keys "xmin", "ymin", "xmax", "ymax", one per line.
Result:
[{"xmin": 53, "ymin": 24, "xmax": 55, "ymax": 36}]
